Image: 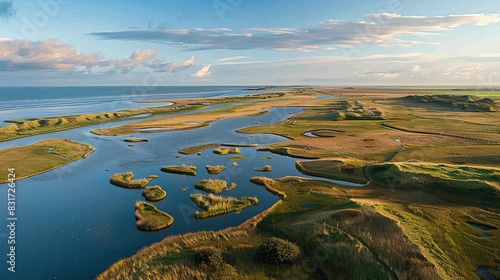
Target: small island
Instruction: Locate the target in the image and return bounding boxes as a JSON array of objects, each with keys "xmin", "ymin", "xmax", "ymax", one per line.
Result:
[
  {"xmin": 161, "ymin": 165, "xmax": 197, "ymax": 176},
  {"xmin": 205, "ymin": 165, "xmax": 226, "ymax": 174},
  {"xmin": 142, "ymin": 186, "xmax": 167, "ymax": 201},
  {"xmin": 135, "ymin": 201, "xmax": 174, "ymax": 231},
  {"xmin": 194, "ymin": 179, "xmax": 227, "ymax": 194},
  {"xmin": 213, "ymin": 147, "xmax": 241, "ymax": 155},
  {"xmin": 255, "ymin": 165, "xmax": 273, "ymax": 172},
  {"xmin": 109, "ymin": 172, "xmax": 152, "ymax": 189},
  {"xmin": 190, "ymin": 193, "xmax": 259, "ymax": 219},
  {"xmin": 123, "ymin": 138, "xmax": 149, "ymax": 142}
]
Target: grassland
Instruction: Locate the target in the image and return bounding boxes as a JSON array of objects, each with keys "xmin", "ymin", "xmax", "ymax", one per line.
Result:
[
  {"xmin": 230, "ymin": 155, "xmax": 247, "ymax": 161},
  {"xmin": 190, "ymin": 193, "xmax": 259, "ymax": 219},
  {"xmin": 206, "ymin": 165, "xmax": 226, "ymax": 174},
  {"xmin": 99, "ymin": 88, "xmax": 500, "ymax": 280},
  {"xmin": 135, "ymin": 201, "xmax": 174, "ymax": 231},
  {"xmin": 161, "ymin": 165, "xmax": 197, "ymax": 176},
  {"xmin": 0, "ymin": 138, "xmax": 94, "ymax": 183},
  {"xmin": 255, "ymin": 165, "xmax": 273, "ymax": 172},
  {"xmin": 142, "ymin": 186, "xmax": 167, "ymax": 201},
  {"xmin": 194, "ymin": 179, "xmax": 228, "ymax": 194},
  {"xmin": 109, "ymin": 172, "xmax": 153, "ymax": 189}
]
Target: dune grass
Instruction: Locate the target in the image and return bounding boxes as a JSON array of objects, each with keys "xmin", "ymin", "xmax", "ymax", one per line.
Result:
[
  {"xmin": 109, "ymin": 172, "xmax": 152, "ymax": 189},
  {"xmin": 206, "ymin": 165, "xmax": 226, "ymax": 174},
  {"xmin": 161, "ymin": 165, "xmax": 197, "ymax": 176},
  {"xmin": 142, "ymin": 186, "xmax": 167, "ymax": 201},
  {"xmin": 194, "ymin": 179, "xmax": 228, "ymax": 194},
  {"xmin": 135, "ymin": 201, "xmax": 174, "ymax": 231},
  {"xmin": 0, "ymin": 138, "xmax": 94, "ymax": 183},
  {"xmin": 190, "ymin": 193, "xmax": 259, "ymax": 219}
]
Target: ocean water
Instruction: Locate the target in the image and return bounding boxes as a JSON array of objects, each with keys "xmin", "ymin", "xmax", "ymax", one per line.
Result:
[{"xmin": 0, "ymin": 86, "xmax": 277, "ymax": 126}]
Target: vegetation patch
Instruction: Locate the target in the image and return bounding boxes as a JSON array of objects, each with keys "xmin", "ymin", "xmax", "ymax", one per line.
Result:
[
  {"xmin": 109, "ymin": 172, "xmax": 152, "ymax": 189},
  {"xmin": 213, "ymin": 147, "xmax": 241, "ymax": 155},
  {"xmin": 123, "ymin": 138, "xmax": 149, "ymax": 142},
  {"xmin": 135, "ymin": 201, "xmax": 174, "ymax": 231},
  {"xmin": 206, "ymin": 165, "xmax": 226, "ymax": 174},
  {"xmin": 161, "ymin": 165, "xmax": 197, "ymax": 176},
  {"xmin": 0, "ymin": 138, "xmax": 94, "ymax": 183},
  {"xmin": 190, "ymin": 193, "xmax": 259, "ymax": 219},
  {"xmin": 256, "ymin": 237, "xmax": 301, "ymax": 264},
  {"xmin": 194, "ymin": 179, "xmax": 228, "ymax": 194},
  {"xmin": 142, "ymin": 186, "xmax": 167, "ymax": 201}
]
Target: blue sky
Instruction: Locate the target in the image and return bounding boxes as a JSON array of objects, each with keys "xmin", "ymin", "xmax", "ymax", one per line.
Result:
[{"xmin": 0, "ymin": 0, "xmax": 499, "ymax": 85}]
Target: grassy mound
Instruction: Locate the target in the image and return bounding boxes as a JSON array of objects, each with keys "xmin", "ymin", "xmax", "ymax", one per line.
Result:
[
  {"xmin": 142, "ymin": 186, "xmax": 167, "ymax": 201},
  {"xmin": 135, "ymin": 201, "xmax": 174, "ymax": 231},
  {"xmin": 400, "ymin": 95, "xmax": 498, "ymax": 112},
  {"xmin": 190, "ymin": 193, "xmax": 259, "ymax": 219},
  {"xmin": 295, "ymin": 159, "xmax": 368, "ymax": 184},
  {"xmin": 206, "ymin": 165, "xmax": 226, "ymax": 174},
  {"xmin": 161, "ymin": 165, "xmax": 197, "ymax": 176},
  {"xmin": 109, "ymin": 172, "xmax": 151, "ymax": 189},
  {"xmin": 194, "ymin": 179, "xmax": 228, "ymax": 194},
  {"xmin": 213, "ymin": 147, "xmax": 241, "ymax": 155},
  {"xmin": 179, "ymin": 143, "xmax": 221, "ymax": 155}
]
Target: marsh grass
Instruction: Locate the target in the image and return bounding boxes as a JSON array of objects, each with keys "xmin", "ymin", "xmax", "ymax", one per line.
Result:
[
  {"xmin": 142, "ymin": 186, "xmax": 167, "ymax": 201},
  {"xmin": 161, "ymin": 165, "xmax": 197, "ymax": 176},
  {"xmin": 109, "ymin": 172, "xmax": 151, "ymax": 189},
  {"xmin": 190, "ymin": 193, "xmax": 259, "ymax": 219},
  {"xmin": 135, "ymin": 201, "xmax": 174, "ymax": 231},
  {"xmin": 194, "ymin": 179, "xmax": 228, "ymax": 194}
]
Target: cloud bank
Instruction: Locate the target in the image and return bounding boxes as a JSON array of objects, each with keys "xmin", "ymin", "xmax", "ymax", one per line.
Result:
[{"xmin": 90, "ymin": 13, "xmax": 500, "ymax": 51}]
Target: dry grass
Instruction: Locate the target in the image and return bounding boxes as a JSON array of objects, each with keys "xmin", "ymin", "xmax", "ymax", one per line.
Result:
[
  {"xmin": 109, "ymin": 172, "xmax": 151, "ymax": 189},
  {"xmin": 142, "ymin": 186, "xmax": 167, "ymax": 201},
  {"xmin": 194, "ymin": 179, "xmax": 228, "ymax": 194}
]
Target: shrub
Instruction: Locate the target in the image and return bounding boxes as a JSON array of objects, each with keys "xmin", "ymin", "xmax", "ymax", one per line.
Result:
[
  {"xmin": 194, "ymin": 248, "xmax": 224, "ymax": 267},
  {"xmin": 256, "ymin": 237, "xmax": 301, "ymax": 264}
]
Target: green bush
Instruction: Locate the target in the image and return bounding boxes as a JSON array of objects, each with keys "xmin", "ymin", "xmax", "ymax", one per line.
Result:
[
  {"xmin": 256, "ymin": 237, "xmax": 301, "ymax": 264},
  {"xmin": 194, "ymin": 248, "xmax": 224, "ymax": 267}
]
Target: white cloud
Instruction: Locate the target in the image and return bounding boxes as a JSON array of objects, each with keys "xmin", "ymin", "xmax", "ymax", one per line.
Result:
[
  {"xmin": 148, "ymin": 55, "xmax": 196, "ymax": 73},
  {"xmin": 191, "ymin": 65, "xmax": 212, "ymax": 78},
  {"xmin": 410, "ymin": 65, "xmax": 421, "ymax": 73},
  {"xmin": 362, "ymin": 71, "xmax": 401, "ymax": 79}
]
